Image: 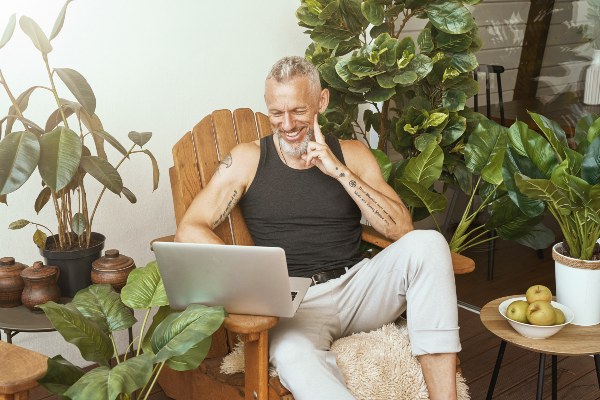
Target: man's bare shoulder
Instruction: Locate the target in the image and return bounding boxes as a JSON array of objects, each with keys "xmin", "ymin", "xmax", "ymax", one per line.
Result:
[{"xmin": 339, "ymin": 139, "xmax": 371, "ymax": 160}]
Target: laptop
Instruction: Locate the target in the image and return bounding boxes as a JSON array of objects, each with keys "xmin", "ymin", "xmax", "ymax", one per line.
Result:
[{"xmin": 152, "ymin": 241, "xmax": 312, "ymax": 318}]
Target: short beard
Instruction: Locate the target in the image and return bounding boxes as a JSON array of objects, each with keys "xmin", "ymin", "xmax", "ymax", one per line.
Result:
[{"xmin": 275, "ymin": 128, "xmax": 313, "ymax": 157}]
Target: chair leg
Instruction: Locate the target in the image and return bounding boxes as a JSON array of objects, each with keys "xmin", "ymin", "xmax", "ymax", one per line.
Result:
[{"xmin": 242, "ymin": 331, "xmax": 270, "ymax": 400}]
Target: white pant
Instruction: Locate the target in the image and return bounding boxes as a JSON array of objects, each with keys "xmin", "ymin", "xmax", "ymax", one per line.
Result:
[{"xmin": 269, "ymin": 230, "xmax": 461, "ymax": 400}]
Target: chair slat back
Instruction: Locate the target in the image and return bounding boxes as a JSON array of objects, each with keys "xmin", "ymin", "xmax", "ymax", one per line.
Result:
[{"xmin": 169, "ymin": 108, "xmax": 272, "ymax": 246}]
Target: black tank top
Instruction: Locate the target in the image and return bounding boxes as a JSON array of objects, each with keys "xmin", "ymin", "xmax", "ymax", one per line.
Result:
[{"xmin": 239, "ymin": 135, "xmax": 363, "ymax": 277}]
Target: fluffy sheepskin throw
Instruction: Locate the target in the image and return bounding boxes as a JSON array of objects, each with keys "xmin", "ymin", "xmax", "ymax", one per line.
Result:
[{"xmin": 221, "ymin": 322, "xmax": 470, "ymax": 400}]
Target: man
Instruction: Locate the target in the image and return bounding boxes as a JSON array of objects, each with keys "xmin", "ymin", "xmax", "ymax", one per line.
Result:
[{"xmin": 175, "ymin": 56, "xmax": 461, "ymax": 400}]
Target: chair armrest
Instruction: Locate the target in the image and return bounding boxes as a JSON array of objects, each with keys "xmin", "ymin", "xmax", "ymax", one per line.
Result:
[
  {"xmin": 360, "ymin": 224, "xmax": 475, "ymax": 275},
  {"xmin": 223, "ymin": 314, "xmax": 279, "ymax": 335},
  {"xmin": 150, "ymin": 234, "xmax": 175, "ymax": 250}
]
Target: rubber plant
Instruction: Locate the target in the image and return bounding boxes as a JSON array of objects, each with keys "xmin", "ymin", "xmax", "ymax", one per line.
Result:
[
  {"xmin": 503, "ymin": 112, "xmax": 600, "ymax": 260},
  {"xmin": 0, "ymin": 1, "xmax": 159, "ymax": 251},
  {"xmin": 296, "ymin": 0, "xmax": 553, "ymax": 252},
  {"xmin": 37, "ymin": 260, "xmax": 226, "ymax": 400}
]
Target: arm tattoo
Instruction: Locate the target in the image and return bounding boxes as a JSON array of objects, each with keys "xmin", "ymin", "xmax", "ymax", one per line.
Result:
[
  {"xmin": 212, "ymin": 189, "xmax": 239, "ymax": 228},
  {"xmin": 351, "ymin": 184, "xmax": 397, "ymax": 226},
  {"xmin": 219, "ymin": 154, "xmax": 233, "ymax": 168}
]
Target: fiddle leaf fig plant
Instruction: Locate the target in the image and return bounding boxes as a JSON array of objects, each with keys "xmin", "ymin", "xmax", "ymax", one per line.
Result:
[
  {"xmin": 37, "ymin": 260, "xmax": 226, "ymax": 400},
  {"xmin": 296, "ymin": 0, "xmax": 481, "ymax": 224},
  {"xmin": 297, "ymin": 0, "xmax": 553, "ymax": 253},
  {"xmin": 0, "ymin": 2, "xmax": 159, "ymax": 251},
  {"xmin": 503, "ymin": 112, "xmax": 600, "ymax": 260}
]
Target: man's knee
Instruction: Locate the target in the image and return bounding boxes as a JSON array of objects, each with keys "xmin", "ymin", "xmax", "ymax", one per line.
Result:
[{"xmin": 393, "ymin": 230, "xmax": 453, "ymax": 275}]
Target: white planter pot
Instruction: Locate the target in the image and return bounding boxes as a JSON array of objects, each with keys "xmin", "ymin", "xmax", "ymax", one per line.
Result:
[
  {"xmin": 583, "ymin": 49, "xmax": 600, "ymax": 105},
  {"xmin": 553, "ymin": 242, "xmax": 600, "ymax": 326}
]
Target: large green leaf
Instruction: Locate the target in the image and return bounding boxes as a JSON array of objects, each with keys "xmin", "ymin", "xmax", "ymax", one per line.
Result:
[
  {"xmin": 49, "ymin": 0, "xmax": 74, "ymax": 41},
  {"xmin": 121, "ymin": 260, "xmax": 168, "ymax": 309},
  {"xmin": 365, "ymin": 86, "xmax": 396, "ymax": 102},
  {"xmin": 142, "ymin": 305, "xmax": 175, "ymax": 355},
  {"xmin": 465, "ymin": 120, "xmax": 507, "ymax": 185},
  {"xmin": 319, "ymin": 59, "xmax": 350, "ymax": 91},
  {"xmin": 152, "ymin": 304, "xmax": 225, "ymax": 363},
  {"xmin": 5, "ymin": 86, "xmax": 46, "ymax": 135},
  {"xmin": 38, "ymin": 127, "xmax": 82, "ymax": 192},
  {"xmin": 361, "ymin": 0, "xmax": 384, "ymax": 26},
  {"xmin": 55, "ymin": 68, "xmax": 97, "ymax": 116},
  {"xmin": 0, "ymin": 14, "xmax": 16, "ymax": 49},
  {"xmin": 167, "ymin": 336, "xmax": 213, "ymax": 371},
  {"xmin": 0, "ymin": 131, "xmax": 40, "ymax": 195},
  {"xmin": 587, "ymin": 116, "xmax": 600, "ymax": 144},
  {"xmin": 38, "ymin": 355, "xmax": 85, "ymax": 396},
  {"xmin": 80, "ymin": 156, "xmax": 123, "ymax": 194},
  {"xmin": 449, "ymin": 51, "xmax": 478, "ymax": 73},
  {"xmin": 37, "ymin": 301, "xmax": 113, "ymax": 366},
  {"xmin": 517, "ymin": 120, "xmax": 559, "ymax": 178},
  {"xmin": 396, "ymin": 180, "xmax": 447, "ymax": 213},
  {"xmin": 34, "ymin": 186, "xmax": 51, "ymax": 213},
  {"xmin": 514, "ymin": 174, "xmax": 571, "ymax": 215},
  {"xmin": 512, "ymin": 222, "xmax": 555, "ymax": 250},
  {"xmin": 402, "ymin": 141, "xmax": 443, "ymax": 187},
  {"xmin": 502, "ymin": 149, "xmax": 546, "ymax": 218},
  {"xmin": 440, "ymin": 113, "xmax": 466, "ymax": 146},
  {"xmin": 339, "ymin": 0, "xmax": 368, "ymax": 33},
  {"xmin": 72, "ymin": 284, "xmax": 136, "ymax": 334},
  {"xmin": 442, "ymin": 89, "xmax": 466, "ymax": 112},
  {"xmin": 64, "ymin": 353, "xmax": 154, "ymax": 400},
  {"xmin": 19, "ymin": 16, "xmax": 52, "ymax": 54},
  {"xmin": 310, "ymin": 26, "xmax": 354, "ymax": 49},
  {"xmin": 435, "ymin": 31, "xmax": 472, "ymax": 52},
  {"xmin": 370, "ymin": 149, "xmax": 392, "ymax": 181},
  {"xmin": 582, "ymin": 136, "xmax": 600, "ymax": 185},
  {"xmin": 528, "ymin": 112, "xmax": 568, "ymax": 162},
  {"xmin": 425, "ymin": 2, "xmax": 475, "ymax": 34}
]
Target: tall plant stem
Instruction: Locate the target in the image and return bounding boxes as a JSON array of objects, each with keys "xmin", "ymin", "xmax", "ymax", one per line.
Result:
[
  {"xmin": 137, "ymin": 308, "xmax": 152, "ymax": 357},
  {"xmin": 89, "ymin": 143, "xmax": 135, "ymax": 230},
  {"xmin": 0, "ymin": 70, "xmax": 24, "ymax": 116},
  {"xmin": 395, "ymin": 9, "xmax": 416, "ymax": 38},
  {"xmin": 50, "ymin": 192, "xmax": 65, "ymax": 248},
  {"xmin": 42, "ymin": 54, "xmax": 69, "ymax": 129},
  {"xmin": 140, "ymin": 362, "xmax": 166, "ymax": 400}
]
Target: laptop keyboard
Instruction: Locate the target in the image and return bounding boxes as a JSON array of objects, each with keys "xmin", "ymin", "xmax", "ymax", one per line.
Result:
[{"xmin": 291, "ymin": 291, "xmax": 298, "ymax": 301}]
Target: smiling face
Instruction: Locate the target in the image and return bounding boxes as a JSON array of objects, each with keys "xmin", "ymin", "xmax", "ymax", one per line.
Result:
[{"xmin": 264, "ymin": 76, "xmax": 328, "ymax": 157}]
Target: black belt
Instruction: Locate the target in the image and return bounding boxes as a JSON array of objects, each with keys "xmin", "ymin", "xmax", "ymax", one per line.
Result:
[{"xmin": 310, "ymin": 266, "xmax": 351, "ymax": 286}]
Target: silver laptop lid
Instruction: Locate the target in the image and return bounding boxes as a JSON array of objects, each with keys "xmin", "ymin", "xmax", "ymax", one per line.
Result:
[{"xmin": 152, "ymin": 241, "xmax": 310, "ymax": 317}]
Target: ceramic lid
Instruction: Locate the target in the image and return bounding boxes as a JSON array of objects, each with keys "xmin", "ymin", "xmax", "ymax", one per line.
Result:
[
  {"xmin": 20, "ymin": 261, "xmax": 58, "ymax": 280},
  {"xmin": 92, "ymin": 249, "xmax": 135, "ymax": 272},
  {"xmin": 0, "ymin": 257, "xmax": 27, "ymax": 273}
]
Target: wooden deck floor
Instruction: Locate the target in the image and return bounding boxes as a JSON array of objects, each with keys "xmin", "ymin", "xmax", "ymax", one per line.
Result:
[{"xmin": 29, "ymin": 239, "xmax": 600, "ymax": 399}]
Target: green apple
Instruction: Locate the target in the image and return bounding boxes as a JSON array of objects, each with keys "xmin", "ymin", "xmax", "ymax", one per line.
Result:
[
  {"xmin": 525, "ymin": 284, "xmax": 553, "ymax": 303},
  {"xmin": 506, "ymin": 300, "xmax": 529, "ymax": 323},
  {"xmin": 527, "ymin": 301, "xmax": 556, "ymax": 326},
  {"xmin": 554, "ymin": 307, "xmax": 566, "ymax": 325}
]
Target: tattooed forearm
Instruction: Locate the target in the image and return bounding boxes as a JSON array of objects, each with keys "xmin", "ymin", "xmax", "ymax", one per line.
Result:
[
  {"xmin": 212, "ymin": 190, "xmax": 238, "ymax": 228},
  {"xmin": 349, "ymin": 181, "xmax": 397, "ymax": 225}
]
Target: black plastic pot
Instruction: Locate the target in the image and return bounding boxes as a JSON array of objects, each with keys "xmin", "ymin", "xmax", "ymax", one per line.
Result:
[{"xmin": 39, "ymin": 233, "xmax": 106, "ymax": 298}]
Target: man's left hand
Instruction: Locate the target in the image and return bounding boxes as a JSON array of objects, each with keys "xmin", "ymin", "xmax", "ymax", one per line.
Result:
[{"xmin": 302, "ymin": 115, "xmax": 344, "ymax": 178}]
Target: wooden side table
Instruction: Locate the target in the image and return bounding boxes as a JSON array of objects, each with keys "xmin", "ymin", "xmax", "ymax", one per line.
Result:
[
  {"xmin": 0, "ymin": 341, "xmax": 47, "ymax": 400},
  {"xmin": 481, "ymin": 296, "xmax": 600, "ymax": 400}
]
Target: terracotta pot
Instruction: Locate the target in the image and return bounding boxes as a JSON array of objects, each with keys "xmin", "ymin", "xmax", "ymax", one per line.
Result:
[
  {"xmin": 20, "ymin": 261, "xmax": 61, "ymax": 312},
  {"xmin": 40, "ymin": 232, "xmax": 105, "ymax": 297},
  {"xmin": 91, "ymin": 249, "xmax": 135, "ymax": 292},
  {"xmin": 0, "ymin": 257, "xmax": 27, "ymax": 308}
]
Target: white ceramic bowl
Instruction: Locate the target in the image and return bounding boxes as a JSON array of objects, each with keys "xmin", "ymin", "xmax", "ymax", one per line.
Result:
[{"xmin": 498, "ymin": 296, "xmax": 574, "ymax": 339}]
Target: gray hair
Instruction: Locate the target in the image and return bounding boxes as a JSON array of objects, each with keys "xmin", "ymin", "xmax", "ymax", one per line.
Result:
[{"xmin": 266, "ymin": 56, "xmax": 321, "ymax": 93}]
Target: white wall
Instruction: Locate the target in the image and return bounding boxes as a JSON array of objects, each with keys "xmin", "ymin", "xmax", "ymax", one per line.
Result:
[{"xmin": 0, "ymin": 0, "xmax": 309, "ymax": 364}]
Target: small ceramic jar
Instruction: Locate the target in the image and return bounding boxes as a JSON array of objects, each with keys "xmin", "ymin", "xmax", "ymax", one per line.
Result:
[
  {"xmin": 20, "ymin": 261, "xmax": 60, "ymax": 312},
  {"xmin": 91, "ymin": 249, "xmax": 135, "ymax": 292},
  {"xmin": 0, "ymin": 257, "xmax": 27, "ymax": 308}
]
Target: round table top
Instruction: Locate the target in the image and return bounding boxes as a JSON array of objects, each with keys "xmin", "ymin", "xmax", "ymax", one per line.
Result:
[
  {"xmin": 0, "ymin": 298, "xmax": 71, "ymax": 333},
  {"xmin": 481, "ymin": 295, "xmax": 600, "ymax": 356}
]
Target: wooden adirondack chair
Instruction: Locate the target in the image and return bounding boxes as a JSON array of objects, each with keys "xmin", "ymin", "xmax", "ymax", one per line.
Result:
[{"xmin": 156, "ymin": 108, "xmax": 475, "ymax": 400}]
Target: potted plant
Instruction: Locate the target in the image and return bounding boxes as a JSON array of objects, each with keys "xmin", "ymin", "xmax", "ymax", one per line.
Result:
[
  {"xmin": 581, "ymin": 0, "xmax": 600, "ymax": 105},
  {"xmin": 503, "ymin": 112, "xmax": 600, "ymax": 325},
  {"xmin": 0, "ymin": 3, "xmax": 159, "ymax": 296},
  {"xmin": 295, "ymin": 0, "xmax": 552, "ymax": 256},
  {"xmin": 37, "ymin": 260, "xmax": 226, "ymax": 400}
]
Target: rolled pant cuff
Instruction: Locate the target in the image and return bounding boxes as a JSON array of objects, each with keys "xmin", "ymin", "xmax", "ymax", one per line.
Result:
[{"xmin": 409, "ymin": 327, "xmax": 461, "ymax": 356}]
